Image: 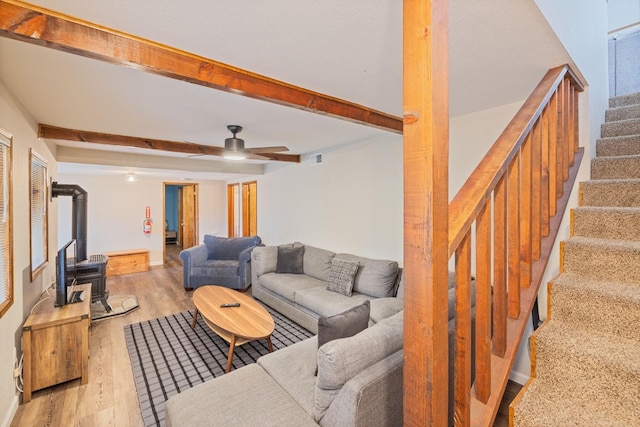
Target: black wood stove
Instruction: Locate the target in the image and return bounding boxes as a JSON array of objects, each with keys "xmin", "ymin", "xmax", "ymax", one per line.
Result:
[{"xmin": 52, "ymin": 182, "xmax": 111, "ymax": 312}]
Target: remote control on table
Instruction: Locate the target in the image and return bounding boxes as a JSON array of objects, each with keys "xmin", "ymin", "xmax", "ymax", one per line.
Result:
[{"xmin": 220, "ymin": 302, "xmax": 241, "ymax": 308}]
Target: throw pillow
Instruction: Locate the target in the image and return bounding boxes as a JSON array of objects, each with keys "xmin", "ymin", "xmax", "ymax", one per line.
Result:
[
  {"xmin": 276, "ymin": 245, "xmax": 304, "ymax": 274},
  {"xmin": 317, "ymin": 300, "xmax": 370, "ymax": 349},
  {"xmin": 326, "ymin": 258, "xmax": 359, "ymax": 296}
]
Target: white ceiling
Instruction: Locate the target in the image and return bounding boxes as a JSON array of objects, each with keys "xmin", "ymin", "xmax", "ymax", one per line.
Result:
[{"xmin": 0, "ymin": 0, "xmax": 574, "ymax": 181}]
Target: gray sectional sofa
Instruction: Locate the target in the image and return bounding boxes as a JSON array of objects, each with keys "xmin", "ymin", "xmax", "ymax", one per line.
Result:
[
  {"xmin": 165, "ymin": 310, "xmax": 404, "ymax": 427},
  {"xmin": 165, "ymin": 242, "xmax": 475, "ymax": 426},
  {"xmin": 251, "ymin": 243, "xmax": 404, "ymax": 333}
]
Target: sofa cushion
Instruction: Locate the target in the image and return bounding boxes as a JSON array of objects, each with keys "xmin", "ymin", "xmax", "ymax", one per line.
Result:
[
  {"xmin": 203, "ymin": 235, "xmax": 261, "ymax": 260},
  {"xmin": 335, "ymin": 254, "xmax": 399, "ymax": 298},
  {"xmin": 297, "ymin": 244, "xmax": 335, "ymax": 282},
  {"xmin": 257, "ymin": 336, "xmax": 319, "ymax": 417},
  {"xmin": 260, "ymin": 272, "xmax": 325, "ymax": 302},
  {"xmin": 295, "ymin": 286, "xmax": 371, "ymax": 318},
  {"xmin": 276, "ymin": 246, "xmax": 305, "ymax": 274},
  {"xmin": 317, "ymin": 301, "xmax": 370, "ymax": 349},
  {"xmin": 315, "ymin": 311, "xmax": 403, "ymax": 421},
  {"xmin": 368, "ymin": 297, "xmax": 403, "ymax": 325},
  {"xmin": 165, "ymin": 363, "xmax": 318, "ymax": 427},
  {"xmin": 326, "ymin": 258, "xmax": 359, "ymax": 296},
  {"xmin": 191, "ymin": 259, "xmax": 239, "ymax": 277},
  {"xmin": 252, "ymin": 246, "xmax": 278, "ymax": 277}
]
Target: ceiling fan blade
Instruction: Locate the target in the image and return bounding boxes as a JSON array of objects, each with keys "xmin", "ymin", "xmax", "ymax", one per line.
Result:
[
  {"xmin": 245, "ymin": 153, "xmax": 272, "ymax": 160},
  {"xmin": 246, "ymin": 146, "xmax": 289, "ymax": 154},
  {"xmin": 182, "ymin": 141, "xmax": 225, "ymax": 157}
]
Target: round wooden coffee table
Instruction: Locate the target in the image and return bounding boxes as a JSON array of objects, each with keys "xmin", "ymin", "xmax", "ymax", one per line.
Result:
[{"xmin": 191, "ymin": 286, "xmax": 275, "ymax": 373}]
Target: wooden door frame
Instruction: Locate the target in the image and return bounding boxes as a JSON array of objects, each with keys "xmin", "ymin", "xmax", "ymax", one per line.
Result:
[
  {"xmin": 163, "ymin": 182, "xmax": 199, "ymax": 263},
  {"xmin": 227, "ymin": 181, "xmax": 257, "ymax": 237},
  {"xmin": 241, "ymin": 181, "xmax": 257, "ymax": 237},
  {"xmin": 227, "ymin": 183, "xmax": 239, "ymax": 237}
]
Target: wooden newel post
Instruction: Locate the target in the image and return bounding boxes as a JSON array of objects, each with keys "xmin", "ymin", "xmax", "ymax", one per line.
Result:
[{"xmin": 403, "ymin": 0, "xmax": 450, "ymax": 426}]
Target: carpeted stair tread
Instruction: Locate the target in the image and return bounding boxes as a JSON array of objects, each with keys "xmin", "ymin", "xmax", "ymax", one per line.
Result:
[
  {"xmin": 572, "ymin": 206, "xmax": 640, "ymax": 240},
  {"xmin": 609, "ymin": 92, "xmax": 640, "ymax": 109},
  {"xmin": 605, "ymin": 103, "xmax": 640, "ymax": 122},
  {"xmin": 562, "ymin": 236, "xmax": 640, "ymax": 283},
  {"xmin": 580, "ymin": 179, "xmax": 640, "ymax": 207},
  {"xmin": 597, "ymin": 134, "xmax": 640, "ymax": 157},
  {"xmin": 549, "ymin": 273, "xmax": 640, "ymax": 341},
  {"xmin": 591, "ymin": 154, "xmax": 640, "ymax": 179},
  {"xmin": 610, "ymin": 93, "xmax": 640, "ymax": 108},
  {"xmin": 512, "ymin": 377, "xmax": 640, "ymax": 427},
  {"xmin": 532, "ymin": 322, "xmax": 640, "ymax": 402},
  {"xmin": 601, "ymin": 117, "xmax": 640, "ymax": 138}
]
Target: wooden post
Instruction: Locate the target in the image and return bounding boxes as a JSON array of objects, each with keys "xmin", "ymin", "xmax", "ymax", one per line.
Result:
[{"xmin": 403, "ymin": 0, "xmax": 450, "ymax": 425}]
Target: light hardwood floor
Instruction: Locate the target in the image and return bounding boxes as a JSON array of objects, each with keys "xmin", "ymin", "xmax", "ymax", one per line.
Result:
[{"xmin": 10, "ymin": 244, "xmax": 521, "ymax": 426}]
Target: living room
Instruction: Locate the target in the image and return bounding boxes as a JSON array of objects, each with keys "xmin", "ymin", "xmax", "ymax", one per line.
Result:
[{"xmin": 0, "ymin": 1, "xmax": 621, "ymax": 426}]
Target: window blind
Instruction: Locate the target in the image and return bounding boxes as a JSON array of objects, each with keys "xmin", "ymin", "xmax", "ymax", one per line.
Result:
[{"xmin": 30, "ymin": 150, "xmax": 47, "ymax": 279}]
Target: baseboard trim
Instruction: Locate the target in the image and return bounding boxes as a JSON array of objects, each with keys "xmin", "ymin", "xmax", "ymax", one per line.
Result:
[{"xmin": 509, "ymin": 370, "xmax": 530, "ymax": 386}]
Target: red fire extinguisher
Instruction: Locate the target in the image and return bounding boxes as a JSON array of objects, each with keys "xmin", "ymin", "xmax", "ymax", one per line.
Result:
[{"xmin": 143, "ymin": 206, "xmax": 152, "ymax": 235}]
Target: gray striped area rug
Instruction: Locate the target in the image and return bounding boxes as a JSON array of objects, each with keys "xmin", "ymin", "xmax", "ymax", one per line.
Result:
[{"xmin": 124, "ymin": 307, "xmax": 313, "ymax": 427}]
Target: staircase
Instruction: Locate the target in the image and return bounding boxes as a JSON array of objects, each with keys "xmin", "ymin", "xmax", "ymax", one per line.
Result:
[{"xmin": 510, "ymin": 93, "xmax": 640, "ymax": 425}]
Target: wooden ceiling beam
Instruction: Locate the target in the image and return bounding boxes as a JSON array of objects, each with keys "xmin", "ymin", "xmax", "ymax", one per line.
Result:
[
  {"xmin": 0, "ymin": 0, "xmax": 402, "ymax": 134},
  {"xmin": 38, "ymin": 124, "xmax": 301, "ymax": 163}
]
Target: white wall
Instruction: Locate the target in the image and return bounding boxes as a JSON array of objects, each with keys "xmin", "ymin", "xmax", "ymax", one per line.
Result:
[
  {"xmin": 56, "ymin": 174, "xmax": 227, "ymax": 266},
  {"xmin": 450, "ymin": 101, "xmax": 524, "ymax": 199},
  {"xmin": 254, "ymin": 133, "xmax": 403, "ymax": 262},
  {"xmin": 608, "ymin": 0, "xmax": 640, "ymax": 31},
  {"xmin": 0, "ymin": 80, "xmax": 59, "ymax": 427},
  {"xmin": 536, "ymin": 0, "xmax": 609, "ymax": 158}
]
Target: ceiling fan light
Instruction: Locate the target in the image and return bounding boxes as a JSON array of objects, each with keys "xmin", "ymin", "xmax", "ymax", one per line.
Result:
[
  {"xmin": 223, "ymin": 151, "xmax": 247, "ymax": 161},
  {"xmin": 223, "ymin": 134, "xmax": 247, "ymax": 160}
]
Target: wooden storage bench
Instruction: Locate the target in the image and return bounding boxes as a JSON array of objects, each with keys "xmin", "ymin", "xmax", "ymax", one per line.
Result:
[{"xmin": 105, "ymin": 249, "xmax": 149, "ymax": 276}]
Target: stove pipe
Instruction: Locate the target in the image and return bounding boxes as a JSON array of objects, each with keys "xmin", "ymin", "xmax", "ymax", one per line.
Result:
[{"xmin": 51, "ymin": 182, "xmax": 88, "ymax": 262}]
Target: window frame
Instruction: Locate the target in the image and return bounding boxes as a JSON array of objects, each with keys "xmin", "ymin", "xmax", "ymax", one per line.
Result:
[
  {"xmin": 29, "ymin": 148, "xmax": 48, "ymax": 281},
  {"xmin": 0, "ymin": 127, "xmax": 13, "ymax": 318}
]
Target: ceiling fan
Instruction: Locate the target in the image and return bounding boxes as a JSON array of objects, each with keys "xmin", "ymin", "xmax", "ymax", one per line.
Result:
[{"xmin": 221, "ymin": 125, "xmax": 289, "ymax": 160}]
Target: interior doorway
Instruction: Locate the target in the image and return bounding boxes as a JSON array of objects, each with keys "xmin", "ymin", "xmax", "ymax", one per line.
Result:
[{"xmin": 163, "ymin": 182, "xmax": 199, "ymax": 264}]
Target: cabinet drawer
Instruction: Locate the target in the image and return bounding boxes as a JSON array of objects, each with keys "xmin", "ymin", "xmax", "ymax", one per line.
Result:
[{"xmin": 105, "ymin": 249, "xmax": 149, "ymax": 276}]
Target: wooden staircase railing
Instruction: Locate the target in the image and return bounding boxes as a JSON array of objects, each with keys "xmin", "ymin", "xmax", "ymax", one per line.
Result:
[
  {"xmin": 446, "ymin": 64, "xmax": 585, "ymax": 426},
  {"xmin": 403, "ymin": 3, "xmax": 587, "ymax": 426}
]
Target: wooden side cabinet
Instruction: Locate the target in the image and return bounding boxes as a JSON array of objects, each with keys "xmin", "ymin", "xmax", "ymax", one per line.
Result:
[
  {"xmin": 22, "ymin": 284, "xmax": 91, "ymax": 403},
  {"xmin": 104, "ymin": 249, "xmax": 149, "ymax": 276}
]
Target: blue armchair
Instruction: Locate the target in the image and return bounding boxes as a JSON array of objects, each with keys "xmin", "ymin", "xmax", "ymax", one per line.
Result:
[{"xmin": 179, "ymin": 235, "xmax": 262, "ymax": 291}]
